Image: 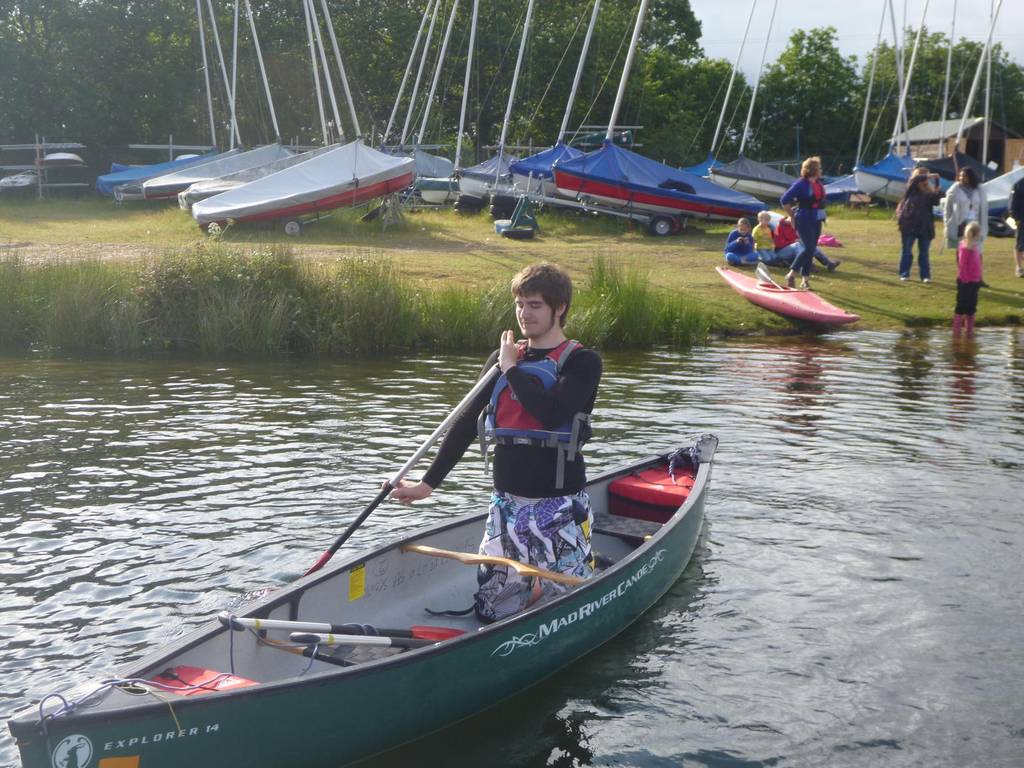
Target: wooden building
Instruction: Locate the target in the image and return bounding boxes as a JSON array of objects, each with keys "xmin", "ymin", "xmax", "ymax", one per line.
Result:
[{"xmin": 889, "ymin": 117, "xmax": 1023, "ymax": 173}]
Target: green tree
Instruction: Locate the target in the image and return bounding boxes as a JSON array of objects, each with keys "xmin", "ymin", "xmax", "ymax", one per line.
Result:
[{"xmin": 754, "ymin": 27, "xmax": 861, "ymax": 171}]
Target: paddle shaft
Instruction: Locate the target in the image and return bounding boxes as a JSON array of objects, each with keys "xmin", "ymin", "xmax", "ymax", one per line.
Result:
[
  {"xmin": 290, "ymin": 632, "xmax": 434, "ymax": 649},
  {"xmin": 304, "ymin": 363, "xmax": 501, "ymax": 576},
  {"xmin": 218, "ymin": 612, "xmax": 462, "ymax": 641}
]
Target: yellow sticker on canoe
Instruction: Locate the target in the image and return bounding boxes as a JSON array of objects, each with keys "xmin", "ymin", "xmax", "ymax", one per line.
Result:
[{"xmin": 348, "ymin": 564, "xmax": 365, "ymax": 602}]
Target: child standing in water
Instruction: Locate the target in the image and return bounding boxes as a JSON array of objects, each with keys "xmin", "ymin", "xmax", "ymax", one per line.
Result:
[{"xmin": 953, "ymin": 221, "xmax": 984, "ymax": 338}]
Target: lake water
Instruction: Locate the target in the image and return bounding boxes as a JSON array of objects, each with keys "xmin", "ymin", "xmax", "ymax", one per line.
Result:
[{"xmin": 2, "ymin": 330, "xmax": 1022, "ymax": 768}]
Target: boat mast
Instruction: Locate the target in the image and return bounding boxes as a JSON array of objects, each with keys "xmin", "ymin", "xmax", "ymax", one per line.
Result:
[
  {"xmin": 303, "ymin": 0, "xmax": 328, "ymax": 144},
  {"xmin": 196, "ymin": 0, "xmax": 218, "ymax": 147},
  {"xmin": 384, "ymin": 0, "xmax": 434, "ymax": 145},
  {"xmin": 738, "ymin": 0, "xmax": 778, "ymax": 156},
  {"xmin": 606, "ymin": 0, "xmax": 650, "ymax": 142},
  {"xmin": 983, "ymin": 0, "xmax": 993, "ymax": 166},
  {"xmin": 856, "ymin": 0, "xmax": 888, "ymax": 167},
  {"xmin": 558, "ymin": 0, "xmax": 602, "ymax": 144},
  {"xmin": 229, "ymin": 0, "xmax": 239, "ymax": 150},
  {"xmin": 710, "ymin": 0, "xmax": 756, "ymax": 158},
  {"xmin": 244, "ymin": 0, "xmax": 281, "ymax": 143},
  {"xmin": 937, "ymin": 0, "xmax": 956, "ymax": 159},
  {"xmin": 453, "ymin": 0, "xmax": 479, "ymax": 172},
  {"xmin": 205, "ymin": 0, "xmax": 242, "ymax": 146},
  {"xmin": 318, "ymin": 0, "xmax": 361, "ymax": 137},
  {"xmin": 886, "ymin": 0, "xmax": 907, "ymax": 155},
  {"xmin": 495, "ymin": 0, "xmax": 537, "ymax": 183},
  {"xmin": 890, "ymin": 0, "xmax": 931, "ymax": 156},
  {"xmin": 306, "ymin": 0, "xmax": 344, "ymax": 142},
  {"xmin": 401, "ymin": 0, "xmax": 442, "ymax": 145},
  {"xmin": 418, "ymin": 0, "xmax": 462, "ymax": 145},
  {"xmin": 955, "ymin": 0, "xmax": 1003, "ymax": 150}
]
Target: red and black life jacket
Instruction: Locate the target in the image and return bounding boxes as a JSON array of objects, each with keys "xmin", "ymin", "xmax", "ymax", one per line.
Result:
[{"xmin": 477, "ymin": 339, "xmax": 591, "ymax": 488}]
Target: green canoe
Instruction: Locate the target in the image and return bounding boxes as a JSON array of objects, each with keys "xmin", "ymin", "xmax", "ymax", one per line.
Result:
[{"xmin": 9, "ymin": 436, "xmax": 718, "ymax": 768}]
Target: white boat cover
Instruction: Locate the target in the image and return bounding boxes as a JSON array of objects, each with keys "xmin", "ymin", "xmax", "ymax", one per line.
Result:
[
  {"xmin": 39, "ymin": 152, "xmax": 85, "ymax": 166},
  {"xmin": 192, "ymin": 140, "xmax": 416, "ymax": 226},
  {"xmin": 143, "ymin": 145, "xmax": 293, "ymax": 198},
  {"xmin": 178, "ymin": 146, "xmax": 334, "ymax": 209},
  {"xmin": 984, "ymin": 164, "xmax": 1024, "ymax": 216}
]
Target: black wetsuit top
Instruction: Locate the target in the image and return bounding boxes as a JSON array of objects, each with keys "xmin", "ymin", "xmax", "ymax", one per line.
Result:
[{"xmin": 422, "ymin": 345, "xmax": 602, "ymax": 497}]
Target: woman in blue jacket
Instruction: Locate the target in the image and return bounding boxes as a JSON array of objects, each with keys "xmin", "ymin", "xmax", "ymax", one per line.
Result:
[{"xmin": 780, "ymin": 157, "xmax": 827, "ymax": 290}]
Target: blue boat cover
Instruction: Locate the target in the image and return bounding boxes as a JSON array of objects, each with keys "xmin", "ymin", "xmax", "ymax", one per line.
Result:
[
  {"xmin": 683, "ymin": 153, "xmax": 722, "ymax": 176},
  {"xmin": 460, "ymin": 152, "xmax": 518, "ymax": 181},
  {"xmin": 96, "ymin": 153, "xmax": 218, "ymax": 195},
  {"xmin": 557, "ymin": 141, "xmax": 765, "ymax": 215},
  {"xmin": 854, "ymin": 152, "xmax": 914, "ymax": 183},
  {"xmin": 824, "ymin": 174, "xmax": 862, "ymax": 201},
  {"xmin": 509, "ymin": 142, "xmax": 584, "ymax": 180}
]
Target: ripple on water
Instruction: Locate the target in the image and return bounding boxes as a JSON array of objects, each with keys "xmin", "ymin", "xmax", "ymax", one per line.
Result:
[{"xmin": 1, "ymin": 331, "xmax": 1023, "ymax": 767}]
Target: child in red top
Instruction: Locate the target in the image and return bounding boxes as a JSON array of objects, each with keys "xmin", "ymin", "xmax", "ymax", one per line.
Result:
[{"xmin": 953, "ymin": 220, "xmax": 983, "ymax": 337}]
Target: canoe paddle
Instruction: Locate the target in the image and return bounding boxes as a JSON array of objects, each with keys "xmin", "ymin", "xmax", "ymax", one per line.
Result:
[
  {"xmin": 289, "ymin": 632, "xmax": 434, "ymax": 649},
  {"xmin": 755, "ymin": 262, "xmax": 783, "ymax": 289},
  {"xmin": 304, "ymin": 362, "xmax": 501, "ymax": 576},
  {"xmin": 400, "ymin": 543, "xmax": 586, "ymax": 586},
  {"xmin": 217, "ymin": 612, "xmax": 464, "ymax": 641}
]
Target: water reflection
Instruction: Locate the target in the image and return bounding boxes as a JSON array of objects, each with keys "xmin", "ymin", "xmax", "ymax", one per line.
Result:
[
  {"xmin": 892, "ymin": 329, "xmax": 933, "ymax": 404},
  {"xmin": 948, "ymin": 340, "xmax": 978, "ymax": 423},
  {"xmin": 2, "ymin": 329, "xmax": 1023, "ymax": 768}
]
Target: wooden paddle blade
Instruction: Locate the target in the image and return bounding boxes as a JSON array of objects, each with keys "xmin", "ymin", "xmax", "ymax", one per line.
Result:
[{"xmin": 400, "ymin": 543, "xmax": 585, "ymax": 586}]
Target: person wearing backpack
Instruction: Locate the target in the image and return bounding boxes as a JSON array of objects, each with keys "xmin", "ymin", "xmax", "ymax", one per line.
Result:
[
  {"xmin": 897, "ymin": 170, "xmax": 942, "ymax": 282},
  {"xmin": 390, "ymin": 263, "xmax": 602, "ymax": 623}
]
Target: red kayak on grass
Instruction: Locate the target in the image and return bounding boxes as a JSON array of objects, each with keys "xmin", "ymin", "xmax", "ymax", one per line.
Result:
[{"xmin": 716, "ymin": 265, "xmax": 860, "ymax": 326}]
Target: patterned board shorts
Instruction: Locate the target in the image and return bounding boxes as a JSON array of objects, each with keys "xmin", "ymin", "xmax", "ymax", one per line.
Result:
[{"xmin": 474, "ymin": 489, "xmax": 594, "ymax": 623}]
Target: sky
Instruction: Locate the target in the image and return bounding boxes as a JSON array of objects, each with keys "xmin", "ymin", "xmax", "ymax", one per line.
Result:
[{"xmin": 687, "ymin": 0, "xmax": 1024, "ymax": 77}]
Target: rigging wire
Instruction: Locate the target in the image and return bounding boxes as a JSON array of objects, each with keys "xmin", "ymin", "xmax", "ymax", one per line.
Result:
[
  {"xmin": 519, "ymin": 3, "xmax": 592, "ymax": 144},
  {"xmin": 564, "ymin": 1, "xmax": 638, "ymax": 146}
]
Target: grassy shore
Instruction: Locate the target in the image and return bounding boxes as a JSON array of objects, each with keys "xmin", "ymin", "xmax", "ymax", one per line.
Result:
[{"xmin": 1, "ymin": 197, "xmax": 1022, "ymax": 348}]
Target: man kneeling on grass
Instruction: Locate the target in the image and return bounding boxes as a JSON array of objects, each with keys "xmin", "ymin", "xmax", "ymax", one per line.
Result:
[{"xmin": 391, "ymin": 263, "xmax": 603, "ymax": 622}]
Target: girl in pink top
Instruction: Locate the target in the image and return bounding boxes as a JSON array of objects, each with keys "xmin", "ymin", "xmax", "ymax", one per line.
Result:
[{"xmin": 953, "ymin": 221, "xmax": 984, "ymax": 337}]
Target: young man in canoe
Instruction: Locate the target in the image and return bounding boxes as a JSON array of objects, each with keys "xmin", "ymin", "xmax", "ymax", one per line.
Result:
[{"xmin": 391, "ymin": 263, "xmax": 603, "ymax": 622}]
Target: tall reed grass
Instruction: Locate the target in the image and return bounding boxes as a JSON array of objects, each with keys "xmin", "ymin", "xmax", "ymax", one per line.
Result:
[{"xmin": 0, "ymin": 246, "xmax": 711, "ymax": 357}]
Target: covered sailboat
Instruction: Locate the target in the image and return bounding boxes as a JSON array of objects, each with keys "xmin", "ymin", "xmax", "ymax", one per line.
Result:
[
  {"xmin": 823, "ymin": 174, "xmax": 863, "ymax": 203},
  {"xmin": 458, "ymin": 152, "xmax": 518, "ymax": 200},
  {"xmin": 853, "ymin": 152, "xmax": 915, "ymax": 203},
  {"xmin": 96, "ymin": 153, "xmax": 217, "ymax": 196},
  {"xmin": 143, "ymin": 144, "xmax": 294, "ymax": 200},
  {"xmin": 709, "ymin": 155, "xmax": 796, "ymax": 202},
  {"xmin": 984, "ymin": 165, "xmax": 1024, "ymax": 217},
  {"xmin": 510, "ymin": 142, "xmax": 584, "ymax": 196},
  {"xmin": 920, "ymin": 150, "xmax": 998, "ymax": 183},
  {"xmin": 191, "ymin": 140, "xmax": 415, "ymax": 231},
  {"xmin": 683, "ymin": 153, "xmax": 721, "ymax": 177},
  {"xmin": 178, "ymin": 146, "xmax": 333, "ymax": 209},
  {"xmin": 554, "ymin": 140, "xmax": 766, "ymax": 222}
]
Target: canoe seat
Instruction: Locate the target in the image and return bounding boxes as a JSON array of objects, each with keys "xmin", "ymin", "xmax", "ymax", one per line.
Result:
[{"xmin": 607, "ymin": 463, "xmax": 694, "ymax": 524}]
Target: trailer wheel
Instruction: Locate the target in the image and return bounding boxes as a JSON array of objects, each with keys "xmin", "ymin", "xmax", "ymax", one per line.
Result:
[
  {"xmin": 282, "ymin": 219, "xmax": 302, "ymax": 237},
  {"xmin": 649, "ymin": 215, "xmax": 677, "ymax": 237}
]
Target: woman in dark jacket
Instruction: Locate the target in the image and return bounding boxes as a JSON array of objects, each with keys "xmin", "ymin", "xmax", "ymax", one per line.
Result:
[
  {"xmin": 780, "ymin": 156, "xmax": 827, "ymax": 290},
  {"xmin": 897, "ymin": 170, "xmax": 942, "ymax": 282}
]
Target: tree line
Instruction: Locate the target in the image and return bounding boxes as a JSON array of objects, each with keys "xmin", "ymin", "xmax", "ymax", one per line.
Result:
[{"xmin": 1, "ymin": 1, "xmax": 1021, "ymax": 175}]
